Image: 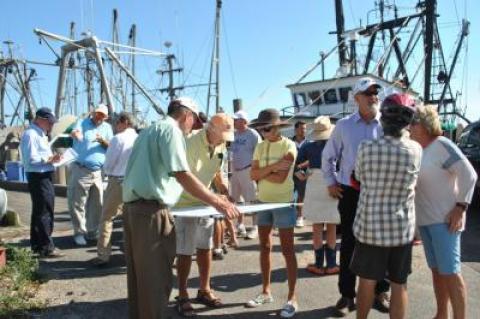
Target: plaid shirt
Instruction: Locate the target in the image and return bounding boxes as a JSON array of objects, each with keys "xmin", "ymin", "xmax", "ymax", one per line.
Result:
[{"xmin": 353, "ymin": 135, "xmax": 422, "ymax": 247}]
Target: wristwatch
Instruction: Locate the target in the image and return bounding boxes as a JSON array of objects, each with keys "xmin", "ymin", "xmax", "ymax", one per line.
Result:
[{"xmin": 455, "ymin": 202, "xmax": 468, "ymax": 210}]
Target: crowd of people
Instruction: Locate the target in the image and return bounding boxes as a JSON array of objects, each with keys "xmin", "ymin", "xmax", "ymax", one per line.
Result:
[{"xmin": 18, "ymin": 76, "xmax": 477, "ymax": 319}]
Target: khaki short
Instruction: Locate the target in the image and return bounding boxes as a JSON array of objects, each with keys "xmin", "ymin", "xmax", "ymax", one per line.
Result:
[
  {"xmin": 175, "ymin": 217, "xmax": 214, "ymax": 255},
  {"xmin": 230, "ymin": 167, "xmax": 257, "ymax": 203}
]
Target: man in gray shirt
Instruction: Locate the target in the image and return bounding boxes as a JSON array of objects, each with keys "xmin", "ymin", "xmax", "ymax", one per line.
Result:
[{"xmin": 230, "ymin": 110, "xmax": 261, "ymax": 239}]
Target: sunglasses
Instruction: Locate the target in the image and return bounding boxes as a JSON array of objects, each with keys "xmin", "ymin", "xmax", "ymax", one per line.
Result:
[
  {"xmin": 260, "ymin": 127, "xmax": 273, "ymax": 133},
  {"xmin": 361, "ymin": 91, "xmax": 379, "ymax": 97}
]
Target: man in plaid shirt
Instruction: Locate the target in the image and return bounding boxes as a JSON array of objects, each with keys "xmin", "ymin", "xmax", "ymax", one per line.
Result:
[{"xmin": 351, "ymin": 93, "xmax": 422, "ymax": 319}]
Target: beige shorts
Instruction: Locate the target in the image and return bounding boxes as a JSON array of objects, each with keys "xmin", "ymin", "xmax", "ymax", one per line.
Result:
[
  {"xmin": 175, "ymin": 217, "xmax": 214, "ymax": 255},
  {"xmin": 230, "ymin": 167, "xmax": 257, "ymax": 203}
]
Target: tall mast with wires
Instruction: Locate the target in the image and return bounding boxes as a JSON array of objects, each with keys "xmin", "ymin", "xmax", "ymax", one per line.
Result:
[{"xmin": 207, "ymin": 0, "xmax": 222, "ymax": 115}]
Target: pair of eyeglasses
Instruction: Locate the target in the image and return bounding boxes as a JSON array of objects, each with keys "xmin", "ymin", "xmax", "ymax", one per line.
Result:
[
  {"xmin": 260, "ymin": 127, "xmax": 272, "ymax": 133},
  {"xmin": 362, "ymin": 91, "xmax": 379, "ymax": 97}
]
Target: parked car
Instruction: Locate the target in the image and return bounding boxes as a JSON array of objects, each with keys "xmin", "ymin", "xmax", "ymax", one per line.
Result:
[{"xmin": 457, "ymin": 121, "xmax": 480, "ymax": 207}]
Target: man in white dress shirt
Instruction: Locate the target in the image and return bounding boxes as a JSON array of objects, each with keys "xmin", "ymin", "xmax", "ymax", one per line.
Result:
[{"xmin": 90, "ymin": 112, "xmax": 138, "ymax": 266}]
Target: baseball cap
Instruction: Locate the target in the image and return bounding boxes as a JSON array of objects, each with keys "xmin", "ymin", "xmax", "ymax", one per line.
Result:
[
  {"xmin": 36, "ymin": 107, "xmax": 58, "ymax": 124},
  {"xmin": 381, "ymin": 93, "xmax": 416, "ymax": 113},
  {"xmin": 209, "ymin": 113, "xmax": 234, "ymax": 142},
  {"xmin": 94, "ymin": 103, "xmax": 109, "ymax": 117},
  {"xmin": 170, "ymin": 97, "xmax": 200, "ymax": 117},
  {"xmin": 352, "ymin": 77, "xmax": 382, "ymax": 96},
  {"xmin": 233, "ymin": 110, "xmax": 248, "ymax": 121}
]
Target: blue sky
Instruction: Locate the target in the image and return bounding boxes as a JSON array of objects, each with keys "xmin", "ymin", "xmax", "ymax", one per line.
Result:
[{"xmin": 0, "ymin": 0, "xmax": 478, "ymax": 123}]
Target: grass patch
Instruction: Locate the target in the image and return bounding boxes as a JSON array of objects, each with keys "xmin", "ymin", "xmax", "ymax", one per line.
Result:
[{"xmin": 0, "ymin": 245, "xmax": 45, "ymax": 317}]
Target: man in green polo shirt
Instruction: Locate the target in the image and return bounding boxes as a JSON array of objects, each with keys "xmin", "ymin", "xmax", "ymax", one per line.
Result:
[{"xmin": 122, "ymin": 98, "xmax": 239, "ymax": 319}]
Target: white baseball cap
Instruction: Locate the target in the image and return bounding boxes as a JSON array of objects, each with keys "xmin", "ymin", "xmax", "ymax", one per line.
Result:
[
  {"xmin": 172, "ymin": 97, "xmax": 200, "ymax": 116},
  {"xmin": 233, "ymin": 110, "xmax": 248, "ymax": 121},
  {"xmin": 94, "ymin": 103, "xmax": 109, "ymax": 117},
  {"xmin": 352, "ymin": 77, "xmax": 382, "ymax": 96}
]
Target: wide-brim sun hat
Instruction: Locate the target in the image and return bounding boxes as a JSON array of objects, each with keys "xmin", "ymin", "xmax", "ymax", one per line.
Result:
[
  {"xmin": 310, "ymin": 116, "xmax": 335, "ymax": 140},
  {"xmin": 249, "ymin": 108, "xmax": 291, "ymax": 129}
]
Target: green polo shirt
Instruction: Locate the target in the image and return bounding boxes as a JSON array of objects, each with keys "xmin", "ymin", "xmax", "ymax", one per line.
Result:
[
  {"xmin": 122, "ymin": 116, "xmax": 190, "ymax": 207},
  {"xmin": 176, "ymin": 129, "xmax": 226, "ymax": 208}
]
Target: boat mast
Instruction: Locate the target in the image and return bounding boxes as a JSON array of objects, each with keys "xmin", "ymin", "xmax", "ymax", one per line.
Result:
[
  {"xmin": 207, "ymin": 0, "xmax": 222, "ymax": 115},
  {"xmin": 334, "ymin": 0, "xmax": 348, "ymax": 67}
]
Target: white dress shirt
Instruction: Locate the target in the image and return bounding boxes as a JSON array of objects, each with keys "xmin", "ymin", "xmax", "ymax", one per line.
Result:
[{"xmin": 103, "ymin": 128, "xmax": 138, "ymax": 177}]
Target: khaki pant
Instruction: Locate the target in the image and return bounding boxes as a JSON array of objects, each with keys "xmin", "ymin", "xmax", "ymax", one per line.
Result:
[
  {"xmin": 97, "ymin": 176, "xmax": 123, "ymax": 261},
  {"xmin": 123, "ymin": 200, "xmax": 175, "ymax": 319},
  {"xmin": 68, "ymin": 162, "xmax": 104, "ymax": 236}
]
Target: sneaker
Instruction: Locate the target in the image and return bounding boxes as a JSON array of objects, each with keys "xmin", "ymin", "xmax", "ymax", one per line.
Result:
[
  {"xmin": 280, "ymin": 300, "xmax": 298, "ymax": 318},
  {"xmin": 295, "ymin": 217, "xmax": 304, "ymax": 228},
  {"xmin": 39, "ymin": 248, "xmax": 65, "ymax": 259},
  {"xmin": 374, "ymin": 292, "xmax": 390, "ymax": 313},
  {"xmin": 334, "ymin": 296, "xmax": 355, "ymax": 317},
  {"xmin": 245, "ymin": 227, "xmax": 258, "ymax": 240},
  {"xmin": 237, "ymin": 223, "xmax": 247, "ymax": 237},
  {"xmin": 245, "ymin": 293, "xmax": 274, "ymax": 308},
  {"xmin": 212, "ymin": 249, "xmax": 224, "ymax": 260},
  {"xmin": 74, "ymin": 234, "xmax": 87, "ymax": 246},
  {"xmin": 89, "ymin": 257, "xmax": 109, "ymax": 267}
]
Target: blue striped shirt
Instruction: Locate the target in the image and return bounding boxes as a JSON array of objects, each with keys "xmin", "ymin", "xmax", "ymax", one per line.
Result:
[{"xmin": 322, "ymin": 111, "xmax": 383, "ymax": 186}]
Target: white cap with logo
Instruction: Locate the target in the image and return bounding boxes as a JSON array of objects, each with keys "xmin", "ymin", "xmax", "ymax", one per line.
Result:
[
  {"xmin": 352, "ymin": 77, "xmax": 382, "ymax": 96},
  {"xmin": 173, "ymin": 97, "xmax": 200, "ymax": 116}
]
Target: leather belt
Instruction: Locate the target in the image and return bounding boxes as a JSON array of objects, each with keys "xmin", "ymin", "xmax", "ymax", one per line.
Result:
[{"xmin": 234, "ymin": 164, "xmax": 251, "ymax": 171}]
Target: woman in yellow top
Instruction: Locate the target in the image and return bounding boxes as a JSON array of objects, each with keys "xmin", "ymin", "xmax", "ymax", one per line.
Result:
[{"xmin": 245, "ymin": 108, "xmax": 298, "ymax": 318}]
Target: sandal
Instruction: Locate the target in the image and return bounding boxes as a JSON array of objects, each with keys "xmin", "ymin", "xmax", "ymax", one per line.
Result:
[
  {"xmin": 195, "ymin": 289, "xmax": 224, "ymax": 308},
  {"xmin": 306, "ymin": 264, "xmax": 325, "ymax": 275},
  {"xmin": 176, "ymin": 297, "xmax": 196, "ymax": 317}
]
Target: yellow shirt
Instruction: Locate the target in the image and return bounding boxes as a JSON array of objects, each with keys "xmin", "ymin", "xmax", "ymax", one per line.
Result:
[
  {"xmin": 176, "ymin": 129, "xmax": 227, "ymax": 208},
  {"xmin": 253, "ymin": 136, "xmax": 297, "ymax": 203}
]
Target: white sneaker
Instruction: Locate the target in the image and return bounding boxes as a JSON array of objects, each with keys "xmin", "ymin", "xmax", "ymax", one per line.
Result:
[
  {"xmin": 280, "ymin": 300, "xmax": 298, "ymax": 318},
  {"xmin": 246, "ymin": 226, "xmax": 258, "ymax": 239},
  {"xmin": 73, "ymin": 234, "xmax": 87, "ymax": 246},
  {"xmin": 295, "ymin": 217, "xmax": 304, "ymax": 228},
  {"xmin": 245, "ymin": 293, "xmax": 274, "ymax": 308},
  {"xmin": 237, "ymin": 223, "xmax": 247, "ymax": 237}
]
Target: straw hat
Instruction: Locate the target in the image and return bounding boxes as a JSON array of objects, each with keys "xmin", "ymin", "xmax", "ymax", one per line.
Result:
[
  {"xmin": 309, "ymin": 116, "xmax": 334, "ymax": 141},
  {"xmin": 249, "ymin": 108, "xmax": 291, "ymax": 129}
]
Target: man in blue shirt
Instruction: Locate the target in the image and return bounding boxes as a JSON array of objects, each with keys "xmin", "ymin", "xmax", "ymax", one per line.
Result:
[
  {"xmin": 322, "ymin": 77, "xmax": 390, "ymax": 316},
  {"xmin": 20, "ymin": 107, "xmax": 63, "ymax": 258},
  {"xmin": 68, "ymin": 104, "xmax": 113, "ymax": 246}
]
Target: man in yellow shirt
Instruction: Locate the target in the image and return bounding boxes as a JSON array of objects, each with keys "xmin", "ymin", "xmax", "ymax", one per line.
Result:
[{"xmin": 175, "ymin": 113, "xmax": 234, "ymax": 316}]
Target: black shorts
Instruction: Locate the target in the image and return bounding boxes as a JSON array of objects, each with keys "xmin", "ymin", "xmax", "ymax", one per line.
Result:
[
  {"xmin": 350, "ymin": 241, "xmax": 412, "ymax": 284},
  {"xmin": 293, "ymin": 175, "xmax": 306, "ymax": 199}
]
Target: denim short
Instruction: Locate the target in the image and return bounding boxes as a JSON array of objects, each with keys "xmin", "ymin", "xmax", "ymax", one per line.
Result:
[
  {"xmin": 256, "ymin": 205, "xmax": 296, "ymax": 229},
  {"xmin": 419, "ymin": 223, "xmax": 461, "ymax": 274}
]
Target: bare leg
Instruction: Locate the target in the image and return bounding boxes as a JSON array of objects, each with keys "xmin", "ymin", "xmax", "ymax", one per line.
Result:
[
  {"xmin": 356, "ymin": 277, "xmax": 376, "ymax": 319},
  {"xmin": 213, "ymin": 219, "xmax": 223, "ymax": 250},
  {"xmin": 224, "ymin": 218, "xmax": 238, "ymax": 247},
  {"xmin": 279, "ymin": 227, "xmax": 297, "ymax": 301},
  {"xmin": 258, "ymin": 225, "xmax": 273, "ymax": 295},
  {"xmin": 432, "ymin": 269, "xmax": 450, "ymax": 319},
  {"xmin": 196, "ymin": 249, "xmax": 212, "ymax": 292},
  {"xmin": 444, "ymin": 273, "xmax": 467, "ymax": 319},
  {"xmin": 312, "ymin": 223, "xmax": 324, "ymax": 250},
  {"xmin": 390, "ymin": 282, "xmax": 408, "ymax": 319},
  {"xmin": 176, "ymin": 255, "xmax": 193, "ymax": 299},
  {"xmin": 326, "ymin": 223, "xmax": 337, "ymax": 249}
]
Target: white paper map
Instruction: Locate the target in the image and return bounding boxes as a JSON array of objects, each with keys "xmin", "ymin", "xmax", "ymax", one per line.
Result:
[
  {"xmin": 171, "ymin": 202, "xmax": 293, "ymax": 218},
  {"xmin": 53, "ymin": 148, "xmax": 78, "ymax": 168}
]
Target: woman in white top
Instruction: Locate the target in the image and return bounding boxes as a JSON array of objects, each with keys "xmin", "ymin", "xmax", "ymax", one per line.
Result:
[{"xmin": 410, "ymin": 105, "xmax": 477, "ymax": 319}]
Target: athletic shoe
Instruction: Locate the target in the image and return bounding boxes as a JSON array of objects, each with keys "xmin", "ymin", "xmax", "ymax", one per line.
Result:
[
  {"xmin": 245, "ymin": 293, "xmax": 274, "ymax": 308},
  {"xmin": 334, "ymin": 296, "xmax": 355, "ymax": 317},
  {"xmin": 39, "ymin": 248, "xmax": 65, "ymax": 259},
  {"xmin": 73, "ymin": 234, "xmax": 87, "ymax": 246},
  {"xmin": 245, "ymin": 227, "xmax": 258, "ymax": 239},
  {"xmin": 280, "ymin": 300, "xmax": 298, "ymax": 318},
  {"xmin": 374, "ymin": 292, "xmax": 390, "ymax": 313},
  {"xmin": 295, "ymin": 217, "xmax": 304, "ymax": 228},
  {"xmin": 237, "ymin": 223, "xmax": 247, "ymax": 237},
  {"xmin": 212, "ymin": 249, "xmax": 224, "ymax": 260}
]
